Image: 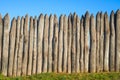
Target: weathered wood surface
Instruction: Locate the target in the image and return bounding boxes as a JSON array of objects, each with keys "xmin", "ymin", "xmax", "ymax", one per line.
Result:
[
  {"xmin": 32, "ymin": 17, "xmax": 37, "ymax": 74},
  {"xmin": 8, "ymin": 18, "xmax": 16, "ymax": 76},
  {"xmin": 22, "ymin": 15, "xmax": 29, "ymax": 75},
  {"xmin": 27, "ymin": 17, "xmax": 34, "ymax": 75},
  {"xmin": 0, "ymin": 14, "xmax": 2, "ymax": 72},
  {"xmin": 109, "ymin": 11, "xmax": 115, "ymax": 72},
  {"xmin": 96, "ymin": 12, "xmax": 100, "ymax": 72},
  {"xmin": 67, "ymin": 14, "xmax": 72, "ymax": 73},
  {"xmin": 76, "ymin": 15, "xmax": 80, "ymax": 73},
  {"xmin": 104, "ymin": 12, "xmax": 110, "ymax": 72},
  {"xmin": 17, "ymin": 17, "xmax": 24, "ymax": 76},
  {"xmin": 90, "ymin": 15, "xmax": 96, "ymax": 73},
  {"xmin": 43, "ymin": 15, "xmax": 49, "ymax": 73},
  {"xmin": 53, "ymin": 15, "xmax": 58, "ymax": 73},
  {"xmin": 48, "ymin": 15, "xmax": 54, "ymax": 72},
  {"xmin": 58, "ymin": 15, "xmax": 63, "ymax": 73},
  {"xmin": 37, "ymin": 14, "xmax": 44, "ymax": 73},
  {"xmin": 80, "ymin": 17, "xmax": 84, "ymax": 73},
  {"xmin": 2, "ymin": 14, "xmax": 10, "ymax": 76},
  {"xmin": 84, "ymin": 12, "xmax": 90, "ymax": 73},
  {"xmin": 116, "ymin": 10, "xmax": 120, "ymax": 72},
  {"xmin": 13, "ymin": 16, "xmax": 20, "ymax": 76},
  {"xmin": 99, "ymin": 12, "xmax": 104, "ymax": 72},
  {"xmin": 71, "ymin": 13, "xmax": 77, "ymax": 73},
  {"xmin": 63, "ymin": 15, "xmax": 68, "ymax": 72}
]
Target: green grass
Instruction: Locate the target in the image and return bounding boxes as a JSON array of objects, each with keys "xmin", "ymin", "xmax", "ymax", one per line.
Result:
[{"xmin": 0, "ymin": 72, "xmax": 120, "ymax": 80}]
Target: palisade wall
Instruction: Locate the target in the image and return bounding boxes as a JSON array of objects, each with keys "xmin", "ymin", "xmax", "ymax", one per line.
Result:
[{"xmin": 0, "ymin": 10, "xmax": 120, "ymax": 76}]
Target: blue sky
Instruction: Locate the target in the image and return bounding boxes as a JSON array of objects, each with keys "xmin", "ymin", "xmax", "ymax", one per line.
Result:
[{"xmin": 0, "ymin": 0, "xmax": 120, "ymax": 19}]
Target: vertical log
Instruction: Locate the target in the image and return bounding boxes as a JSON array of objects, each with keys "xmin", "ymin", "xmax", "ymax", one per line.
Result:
[
  {"xmin": 67, "ymin": 14, "xmax": 72, "ymax": 73},
  {"xmin": 76, "ymin": 15, "xmax": 80, "ymax": 73},
  {"xmin": 96, "ymin": 12, "xmax": 100, "ymax": 72},
  {"xmin": 99, "ymin": 12, "xmax": 104, "ymax": 72},
  {"xmin": 37, "ymin": 14, "xmax": 44, "ymax": 73},
  {"xmin": 104, "ymin": 12, "xmax": 110, "ymax": 72},
  {"xmin": 22, "ymin": 15, "xmax": 29, "ymax": 75},
  {"xmin": 109, "ymin": 11, "xmax": 115, "ymax": 72},
  {"xmin": 84, "ymin": 11, "xmax": 90, "ymax": 73},
  {"xmin": 43, "ymin": 15, "xmax": 49, "ymax": 73},
  {"xmin": 90, "ymin": 15, "xmax": 96, "ymax": 73},
  {"xmin": 71, "ymin": 13, "xmax": 77, "ymax": 73},
  {"xmin": 17, "ymin": 17, "xmax": 24, "ymax": 76},
  {"xmin": 53, "ymin": 15, "xmax": 58, "ymax": 73},
  {"xmin": 0, "ymin": 14, "xmax": 2, "ymax": 72},
  {"xmin": 116, "ymin": 10, "xmax": 120, "ymax": 72},
  {"xmin": 32, "ymin": 16, "xmax": 37, "ymax": 74},
  {"xmin": 58, "ymin": 15, "xmax": 63, "ymax": 72},
  {"xmin": 63, "ymin": 15, "xmax": 68, "ymax": 72},
  {"xmin": 80, "ymin": 16, "xmax": 84, "ymax": 73},
  {"xmin": 2, "ymin": 14, "xmax": 10, "ymax": 76},
  {"xmin": 8, "ymin": 18, "xmax": 16, "ymax": 76},
  {"xmin": 27, "ymin": 17, "xmax": 33, "ymax": 75},
  {"xmin": 48, "ymin": 15, "xmax": 54, "ymax": 72},
  {"xmin": 13, "ymin": 16, "xmax": 20, "ymax": 76}
]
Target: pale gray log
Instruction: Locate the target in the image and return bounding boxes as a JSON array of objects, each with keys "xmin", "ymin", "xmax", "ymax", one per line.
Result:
[
  {"xmin": 27, "ymin": 17, "xmax": 34, "ymax": 75},
  {"xmin": 90, "ymin": 15, "xmax": 96, "ymax": 73},
  {"xmin": 43, "ymin": 15, "xmax": 49, "ymax": 73},
  {"xmin": 8, "ymin": 18, "xmax": 16, "ymax": 76},
  {"xmin": 17, "ymin": 17, "xmax": 24, "ymax": 76},
  {"xmin": 37, "ymin": 14, "xmax": 44, "ymax": 73},
  {"xmin": 2, "ymin": 14, "xmax": 10, "ymax": 76},
  {"xmin": 80, "ymin": 17, "xmax": 84, "ymax": 73},
  {"xmin": 63, "ymin": 15, "xmax": 68, "ymax": 73},
  {"xmin": 22, "ymin": 15, "xmax": 29, "ymax": 75},
  {"xmin": 109, "ymin": 11, "xmax": 115, "ymax": 72},
  {"xmin": 104, "ymin": 12, "xmax": 110, "ymax": 72},
  {"xmin": 116, "ymin": 10, "xmax": 120, "ymax": 72},
  {"xmin": 0, "ymin": 14, "xmax": 2, "ymax": 72},
  {"xmin": 76, "ymin": 15, "xmax": 80, "ymax": 73},
  {"xmin": 53, "ymin": 15, "xmax": 58, "ymax": 73},
  {"xmin": 32, "ymin": 17, "xmax": 37, "ymax": 74},
  {"xmin": 99, "ymin": 12, "xmax": 104, "ymax": 72},
  {"xmin": 84, "ymin": 12, "xmax": 90, "ymax": 73},
  {"xmin": 96, "ymin": 12, "xmax": 100, "ymax": 72},
  {"xmin": 48, "ymin": 15, "xmax": 54, "ymax": 72},
  {"xmin": 58, "ymin": 15, "xmax": 63, "ymax": 72},
  {"xmin": 67, "ymin": 14, "xmax": 72, "ymax": 73}
]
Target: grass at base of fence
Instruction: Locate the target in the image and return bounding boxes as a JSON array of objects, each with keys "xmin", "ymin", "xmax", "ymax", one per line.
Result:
[{"xmin": 0, "ymin": 72, "xmax": 120, "ymax": 80}]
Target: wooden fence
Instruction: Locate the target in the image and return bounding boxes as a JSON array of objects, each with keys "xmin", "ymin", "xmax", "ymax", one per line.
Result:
[{"xmin": 0, "ymin": 10, "xmax": 120, "ymax": 76}]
